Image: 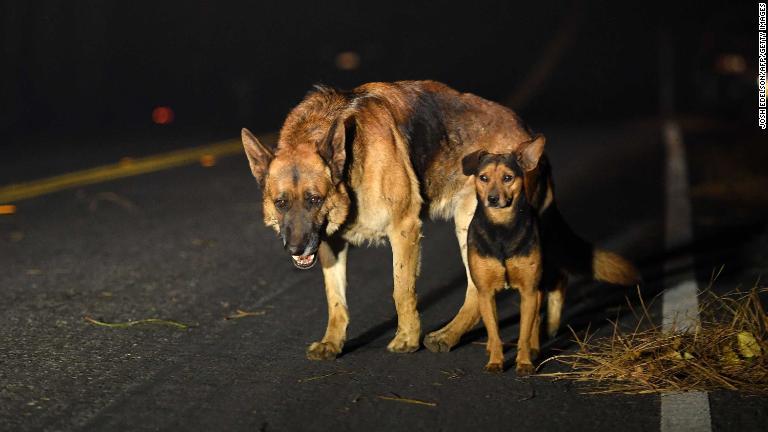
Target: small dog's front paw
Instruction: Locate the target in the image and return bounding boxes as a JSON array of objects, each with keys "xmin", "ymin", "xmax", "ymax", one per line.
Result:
[
  {"xmin": 306, "ymin": 341, "xmax": 340, "ymax": 360},
  {"xmin": 387, "ymin": 332, "xmax": 420, "ymax": 353},
  {"xmin": 515, "ymin": 362, "xmax": 534, "ymax": 376},
  {"xmin": 484, "ymin": 362, "xmax": 504, "ymax": 373},
  {"xmin": 423, "ymin": 332, "xmax": 454, "ymax": 353}
]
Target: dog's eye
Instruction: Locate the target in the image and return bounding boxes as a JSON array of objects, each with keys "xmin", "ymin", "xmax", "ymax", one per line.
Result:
[
  {"xmin": 503, "ymin": 175, "xmax": 513, "ymax": 183},
  {"xmin": 309, "ymin": 195, "xmax": 323, "ymax": 206},
  {"xmin": 274, "ymin": 199, "xmax": 288, "ymax": 209},
  {"xmin": 479, "ymin": 175, "xmax": 489, "ymax": 182}
]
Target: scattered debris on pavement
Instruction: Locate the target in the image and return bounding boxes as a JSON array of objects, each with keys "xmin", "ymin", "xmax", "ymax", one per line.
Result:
[{"xmin": 539, "ymin": 284, "xmax": 768, "ymax": 394}]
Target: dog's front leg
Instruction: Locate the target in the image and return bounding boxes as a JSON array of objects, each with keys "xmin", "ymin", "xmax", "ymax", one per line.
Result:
[
  {"xmin": 515, "ymin": 285, "xmax": 538, "ymax": 376},
  {"xmin": 477, "ymin": 287, "xmax": 504, "ymax": 373},
  {"xmin": 507, "ymin": 252, "xmax": 542, "ymax": 375},
  {"xmin": 386, "ymin": 218, "xmax": 422, "ymax": 353},
  {"xmin": 306, "ymin": 237, "xmax": 349, "ymax": 360},
  {"xmin": 469, "ymin": 254, "xmax": 507, "ymax": 373}
]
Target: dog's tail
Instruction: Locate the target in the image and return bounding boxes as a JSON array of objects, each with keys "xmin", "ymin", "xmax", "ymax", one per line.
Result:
[
  {"xmin": 591, "ymin": 249, "xmax": 640, "ymax": 285},
  {"xmin": 543, "ymin": 205, "xmax": 640, "ymax": 286}
]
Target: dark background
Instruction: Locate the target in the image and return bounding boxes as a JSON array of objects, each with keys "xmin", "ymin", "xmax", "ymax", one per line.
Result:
[{"xmin": 1, "ymin": 1, "xmax": 757, "ymax": 142}]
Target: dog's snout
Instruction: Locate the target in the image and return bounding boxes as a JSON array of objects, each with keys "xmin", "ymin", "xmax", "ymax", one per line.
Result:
[
  {"xmin": 282, "ymin": 225, "xmax": 306, "ymax": 254},
  {"xmin": 286, "ymin": 243, "xmax": 305, "ymax": 255},
  {"xmin": 487, "ymin": 195, "xmax": 499, "ymax": 206},
  {"xmin": 281, "ymin": 223, "xmax": 320, "ymax": 257},
  {"xmin": 284, "ymin": 234, "xmax": 309, "ymax": 255}
]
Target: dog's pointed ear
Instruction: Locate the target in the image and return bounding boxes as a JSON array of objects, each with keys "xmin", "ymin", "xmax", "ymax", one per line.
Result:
[
  {"xmin": 518, "ymin": 134, "xmax": 545, "ymax": 172},
  {"xmin": 461, "ymin": 150, "xmax": 486, "ymax": 176},
  {"xmin": 241, "ymin": 128, "xmax": 274, "ymax": 187},
  {"xmin": 319, "ymin": 119, "xmax": 347, "ymax": 185}
]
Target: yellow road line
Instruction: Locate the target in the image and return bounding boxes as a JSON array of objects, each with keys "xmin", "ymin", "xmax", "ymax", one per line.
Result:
[{"xmin": 0, "ymin": 133, "xmax": 275, "ymax": 204}]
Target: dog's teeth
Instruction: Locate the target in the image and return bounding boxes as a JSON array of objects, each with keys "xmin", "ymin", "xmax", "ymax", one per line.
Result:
[{"xmin": 291, "ymin": 254, "xmax": 315, "ymax": 266}]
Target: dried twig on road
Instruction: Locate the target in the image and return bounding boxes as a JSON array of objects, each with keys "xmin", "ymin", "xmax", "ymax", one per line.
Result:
[
  {"xmin": 86, "ymin": 192, "xmax": 139, "ymax": 213},
  {"xmin": 297, "ymin": 371, "xmax": 353, "ymax": 383},
  {"xmin": 471, "ymin": 341, "xmax": 516, "ymax": 348},
  {"xmin": 377, "ymin": 393, "xmax": 437, "ymax": 407},
  {"xmin": 224, "ymin": 309, "xmax": 266, "ymax": 320},
  {"xmin": 83, "ymin": 315, "xmax": 190, "ymax": 329}
]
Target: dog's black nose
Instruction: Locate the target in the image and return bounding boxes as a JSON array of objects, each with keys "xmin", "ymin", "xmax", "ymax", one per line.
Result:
[
  {"xmin": 286, "ymin": 244, "xmax": 305, "ymax": 255},
  {"xmin": 487, "ymin": 195, "xmax": 499, "ymax": 206}
]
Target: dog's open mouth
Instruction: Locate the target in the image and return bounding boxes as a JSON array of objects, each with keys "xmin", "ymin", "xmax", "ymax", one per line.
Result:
[{"xmin": 291, "ymin": 254, "xmax": 317, "ymax": 269}]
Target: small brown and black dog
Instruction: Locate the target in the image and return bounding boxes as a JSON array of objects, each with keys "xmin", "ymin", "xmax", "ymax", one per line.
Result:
[
  {"xmin": 461, "ymin": 135, "xmax": 640, "ymax": 374},
  {"xmin": 461, "ymin": 138, "xmax": 545, "ymax": 375}
]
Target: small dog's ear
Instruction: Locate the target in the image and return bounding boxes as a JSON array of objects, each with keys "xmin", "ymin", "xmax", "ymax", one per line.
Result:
[
  {"xmin": 518, "ymin": 134, "xmax": 546, "ymax": 172},
  {"xmin": 319, "ymin": 119, "xmax": 347, "ymax": 185},
  {"xmin": 462, "ymin": 150, "xmax": 486, "ymax": 176},
  {"xmin": 241, "ymin": 128, "xmax": 274, "ymax": 187}
]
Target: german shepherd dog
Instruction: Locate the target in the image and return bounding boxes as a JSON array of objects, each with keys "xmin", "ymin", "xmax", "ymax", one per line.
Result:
[{"xmin": 240, "ymin": 81, "xmax": 638, "ymax": 361}]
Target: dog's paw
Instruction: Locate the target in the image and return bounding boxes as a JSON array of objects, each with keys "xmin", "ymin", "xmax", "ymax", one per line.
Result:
[
  {"xmin": 484, "ymin": 362, "xmax": 504, "ymax": 374},
  {"xmin": 423, "ymin": 332, "xmax": 454, "ymax": 353},
  {"xmin": 306, "ymin": 341, "xmax": 340, "ymax": 360},
  {"xmin": 515, "ymin": 362, "xmax": 534, "ymax": 376},
  {"xmin": 387, "ymin": 332, "xmax": 420, "ymax": 353}
]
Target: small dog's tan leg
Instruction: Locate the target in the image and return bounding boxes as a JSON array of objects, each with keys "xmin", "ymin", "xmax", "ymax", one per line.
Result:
[
  {"xmin": 507, "ymin": 252, "xmax": 541, "ymax": 376},
  {"xmin": 515, "ymin": 287, "xmax": 538, "ymax": 376},
  {"xmin": 307, "ymin": 239, "xmax": 349, "ymax": 360},
  {"xmin": 386, "ymin": 218, "xmax": 422, "ymax": 353},
  {"xmin": 546, "ymin": 273, "xmax": 568, "ymax": 338},
  {"xmin": 424, "ymin": 190, "xmax": 481, "ymax": 352},
  {"xmin": 515, "ymin": 290, "xmax": 536, "ymax": 376},
  {"xmin": 469, "ymin": 253, "xmax": 506, "ymax": 372},
  {"xmin": 530, "ymin": 289, "xmax": 542, "ymax": 360},
  {"xmin": 477, "ymin": 288, "xmax": 504, "ymax": 373}
]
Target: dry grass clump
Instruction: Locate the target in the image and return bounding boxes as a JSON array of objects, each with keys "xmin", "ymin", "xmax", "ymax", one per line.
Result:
[{"xmin": 539, "ymin": 285, "xmax": 768, "ymax": 394}]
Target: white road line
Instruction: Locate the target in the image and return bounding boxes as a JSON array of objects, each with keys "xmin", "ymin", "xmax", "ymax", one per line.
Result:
[
  {"xmin": 660, "ymin": 121, "xmax": 712, "ymax": 432},
  {"xmin": 661, "ymin": 392, "xmax": 712, "ymax": 432}
]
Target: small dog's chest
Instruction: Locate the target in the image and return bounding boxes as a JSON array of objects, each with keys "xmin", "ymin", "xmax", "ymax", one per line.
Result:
[{"xmin": 467, "ymin": 208, "xmax": 538, "ymax": 262}]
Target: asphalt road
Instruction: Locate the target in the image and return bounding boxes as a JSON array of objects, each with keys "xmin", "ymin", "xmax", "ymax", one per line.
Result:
[{"xmin": 1, "ymin": 119, "xmax": 766, "ymax": 431}]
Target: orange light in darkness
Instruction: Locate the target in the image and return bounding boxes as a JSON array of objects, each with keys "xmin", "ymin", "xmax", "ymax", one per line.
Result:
[{"xmin": 152, "ymin": 106, "xmax": 175, "ymax": 125}]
